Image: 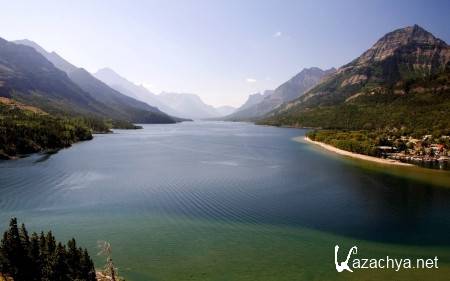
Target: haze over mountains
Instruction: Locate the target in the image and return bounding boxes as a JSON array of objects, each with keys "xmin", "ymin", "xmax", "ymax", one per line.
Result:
[
  {"xmin": 10, "ymin": 39, "xmax": 177, "ymax": 124},
  {"xmin": 93, "ymin": 67, "xmax": 175, "ymax": 115},
  {"xmin": 214, "ymin": 105, "xmax": 236, "ymax": 116},
  {"xmin": 157, "ymin": 92, "xmax": 225, "ymax": 120},
  {"xmin": 234, "ymin": 90, "xmax": 273, "ymax": 112},
  {"xmin": 94, "ymin": 68, "xmax": 235, "ymax": 119},
  {"xmin": 225, "ymin": 67, "xmax": 335, "ymax": 121},
  {"xmin": 10, "ymin": 39, "xmax": 235, "ymax": 121}
]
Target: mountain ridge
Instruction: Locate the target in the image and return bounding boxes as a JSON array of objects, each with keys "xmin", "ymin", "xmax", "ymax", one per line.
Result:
[
  {"xmin": 95, "ymin": 68, "xmax": 235, "ymax": 119},
  {"xmin": 0, "ymin": 37, "xmax": 110, "ymax": 117},
  {"xmin": 225, "ymin": 67, "xmax": 335, "ymax": 121},
  {"xmin": 11, "ymin": 39, "xmax": 177, "ymax": 124},
  {"xmin": 261, "ymin": 25, "xmax": 450, "ymax": 132}
]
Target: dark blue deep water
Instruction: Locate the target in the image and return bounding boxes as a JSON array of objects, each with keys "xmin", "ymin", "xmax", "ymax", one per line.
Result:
[{"xmin": 1, "ymin": 121, "xmax": 449, "ymax": 280}]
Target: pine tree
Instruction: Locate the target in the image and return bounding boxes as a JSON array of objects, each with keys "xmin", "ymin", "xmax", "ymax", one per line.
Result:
[
  {"xmin": 1, "ymin": 218, "xmax": 29, "ymax": 281},
  {"xmin": 67, "ymin": 238, "xmax": 82, "ymax": 279},
  {"xmin": 50, "ymin": 243, "xmax": 69, "ymax": 281},
  {"xmin": 39, "ymin": 231, "xmax": 52, "ymax": 281},
  {"xmin": 18, "ymin": 223, "xmax": 33, "ymax": 281},
  {"xmin": 46, "ymin": 231, "xmax": 56, "ymax": 255},
  {"xmin": 80, "ymin": 248, "xmax": 97, "ymax": 281},
  {"xmin": 19, "ymin": 224, "xmax": 30, "ymax": 249},
  {"xmin": 0, "ymin": 218, "xmax": 99, "ymax": 281},
  {"xmin": 29, "ymin": 232, "xmax": 42, "ymax": 281},
  {"xmin": 0, "ymin": 232, "xmax": 10, "ymax": 274}
]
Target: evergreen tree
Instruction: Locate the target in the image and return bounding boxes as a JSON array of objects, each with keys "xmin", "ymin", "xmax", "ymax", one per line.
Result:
[
  {"xmin": 1, "ymin": 218, "xmax": 29, "ymax": 281},
  {"xmin": 46, "ymin": 231, "xmax": 56, "ymax": 256},
  {"xmin": 0, "ymin": 218, "xmax": 97, "ymax": 281},
  {"xmin": 50, "ymin": 243, "xmax": 70, "ymax": 281},
  {"xmin": 80, "ymin": 249, "xmax": 97, "ymax": 281},
  {"xmin": 0, "ymin": 232, "xmax": 9, "ymax": 274},
  {"xmin": 39, "ymin": 231, "xmax": 52, "ymax": 281},
  {"xmin": 29, "ymin": 233, "xmax": 42, "ymax": 281},
  {"xmin": 67, "ymin": 238, "xmax": 82, "ymax": 279}
]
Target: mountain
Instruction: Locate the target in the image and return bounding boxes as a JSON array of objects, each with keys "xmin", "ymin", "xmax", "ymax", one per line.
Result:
[
  {"xmin": 226, "ymin": 68, "xmax": 335, "ymax": 120},
  {"xmin": 95, "ymin": 68, "xmax": 234, "ymax": 119},
  {"xmin": 0, "ymin": 37, "xmax": 109, "ymax": 117},
  {"xmin": 270, "ymin": 67, "xmax": 336, "ymax": 102},
  {"xmin": 68, "ymin": 68, "xmax": 178, "ymax": 123},
  {"xmin": 13, "ymin": 40, "xmax": 176, "ymax": 124},
  {"xmin": 14, "ymin": 39, "xmax": 77, "ymax": 74},
  {"xmin": 262, "ymin": 25, "xmax": 450, "ymax": 131},
  {"xmin": 93, "ymin": 68, "xmax": 177, "ymax": 116},
  {"xmin": 157, "ymin": 92, "xmax": 221, "ymax": 119},
  {"xmin": 237, "ymin": 91, "xmax": 272, "ymax": 111},
  {"xmin": 215, "ymin": 105, "xmax": 236, "ymax": 116}
]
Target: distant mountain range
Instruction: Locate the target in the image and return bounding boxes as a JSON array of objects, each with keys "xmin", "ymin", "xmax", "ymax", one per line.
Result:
[
  {"xmin": 215, "ymin": 105, "xmax": 236, "ymax": 116},
  {"xmin": 10, "ymin": 39, "xmax": 235, "ymax": 122},
  {"xmin": 93, "ymin": 67, "xmax": 176, "ymax": 115},
  {"xmin": 234, "ymin": 90, "xmax": 273, "ymax": 112},
  {"xmin": 94, "ymin": 68, "xmax": 235, "ymax": 119},
  {"xmin": 157, "ymin": 92, "xmax": 220, "ymax": 119},
  {"xmin": 225, "ymin": 67, "xmax": 335, "ymax": 121},
  {"xmin": 5, "ymin": 39, "xmax": 178, "ymax": 124},
  {"xmin": 262, "ymin": 25, "xmax": 450, "ymax": 131}
]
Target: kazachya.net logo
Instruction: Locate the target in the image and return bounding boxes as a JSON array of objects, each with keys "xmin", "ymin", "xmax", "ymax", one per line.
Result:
[{"xmin": 334, "ymin": 245, "xmax": 439, "ymax": 272}]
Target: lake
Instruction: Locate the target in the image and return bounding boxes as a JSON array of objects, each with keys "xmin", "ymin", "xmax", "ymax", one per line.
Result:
[{"xmin": 1, "ymin": 121, "xmax": 449, "ymax": 281}]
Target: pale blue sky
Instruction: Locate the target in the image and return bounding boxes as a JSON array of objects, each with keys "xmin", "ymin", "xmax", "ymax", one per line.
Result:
[{"xmin": 1, "ymin": 0, "xmax": 449, "ymax": 107}]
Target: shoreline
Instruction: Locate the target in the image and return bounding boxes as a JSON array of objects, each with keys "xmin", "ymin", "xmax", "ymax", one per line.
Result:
[{"xmin": 298, "ymin": 136, "xmax": 414, "ymax": 167}]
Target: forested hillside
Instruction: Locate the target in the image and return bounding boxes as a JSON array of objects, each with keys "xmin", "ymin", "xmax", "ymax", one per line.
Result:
[{"xmin": 0, "ymin": 97, "xmax": 98, "ymax": 159}]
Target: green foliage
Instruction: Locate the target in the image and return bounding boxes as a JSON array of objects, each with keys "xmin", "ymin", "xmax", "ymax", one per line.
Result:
[
  {"xmin": 307, "ymin": 130, "xmax": 382, "ymax": 156},
  {"xmin": 110, "ymin": 119, "xmax": 143, "ymax": 130},
  {"xmin": 0, "ymin": 104, "xmax": 96, "ymax": 158},
  {"xmin": 262, "ymin": 79, "xmax": 450, "ymax": 138},
  {"xmin": 307, "ymin": 129, "xmax": 450, "ymax": 158},
  {"xmin": 0, "ymin": 218, "xmax": 96, "ymax": 281}
]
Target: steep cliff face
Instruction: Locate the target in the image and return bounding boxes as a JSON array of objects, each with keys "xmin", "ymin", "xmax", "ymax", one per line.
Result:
[
  {"xmin": 263, "ymin": 25, "xmax": 450, "ymax": 131},
  {"xmin": 335, "ymin": 24, "xmax": 450, "ymax": 88},
  {"xmin": 274, "ymin": 25, "xmax": 450, "ymax": 111},
  {"xmin": 355, "ymin": 25, "xmax": 449, "ymax": 68}
]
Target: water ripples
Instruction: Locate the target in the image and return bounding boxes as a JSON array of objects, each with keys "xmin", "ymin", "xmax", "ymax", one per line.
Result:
[{"xmin": 1, "ymin": 121, "xmax": 450, "ymax": 245}]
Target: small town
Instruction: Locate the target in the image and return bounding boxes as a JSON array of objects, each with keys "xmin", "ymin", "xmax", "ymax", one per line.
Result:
[{"xmin": 381, "ymin": 135, "xmax": 450, "ymax": 169}]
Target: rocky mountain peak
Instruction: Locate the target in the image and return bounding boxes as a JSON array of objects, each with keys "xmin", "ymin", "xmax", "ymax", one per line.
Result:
[{"xmin": 356, "ymin": 25, "xmax": 448, "ymax": 65}]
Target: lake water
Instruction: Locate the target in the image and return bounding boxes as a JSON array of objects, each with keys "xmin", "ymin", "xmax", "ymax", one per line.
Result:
[{"xmin": 1, "ymin": 121, "xmax": 449, "ymax": 281}]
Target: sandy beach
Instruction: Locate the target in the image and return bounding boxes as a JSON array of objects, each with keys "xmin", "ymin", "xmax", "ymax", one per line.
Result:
[{"xmin": 297, "ymin": 136, "xmax": 414, "ymax": 167}]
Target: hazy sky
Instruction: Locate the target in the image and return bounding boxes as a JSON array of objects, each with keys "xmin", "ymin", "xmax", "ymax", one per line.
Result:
[{"xmin": 1, "ymin": 0, "xmax": 449, "ymax": 107}]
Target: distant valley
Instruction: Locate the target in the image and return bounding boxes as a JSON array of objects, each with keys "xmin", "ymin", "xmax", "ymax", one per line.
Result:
[
  {"xmin": 94, "ymin": 68, "xmax": 235, "ymax": 120},
  {"xmin": 0, "ymin": 25, "xmax": 448, "ymax": 162},
  {"xmin": 224, "ymin": 67, "xmax": 335, "ymax": 121}
]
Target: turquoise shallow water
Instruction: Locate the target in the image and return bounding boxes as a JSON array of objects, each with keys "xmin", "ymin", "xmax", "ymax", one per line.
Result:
[{"xmin": 0, "ymin": 121, "xmax": 449, "ymax": 280}]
